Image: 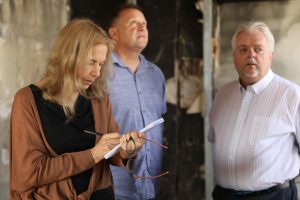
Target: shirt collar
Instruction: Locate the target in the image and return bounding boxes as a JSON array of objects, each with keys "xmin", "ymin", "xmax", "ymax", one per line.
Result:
[
  {"xmin": 112, "ymin": 52, "xmax": 149, "ymax": 69},
  {"xmin": 112, "ymin": 52, "xmax": 126, "ymax": 68},
  {"xmin": 239, "ymin": 69, "xmax": 274, "ymax": 94}
]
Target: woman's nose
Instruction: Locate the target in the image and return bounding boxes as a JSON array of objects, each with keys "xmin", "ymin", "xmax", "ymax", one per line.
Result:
[{"xmin": 91, "ymin": 65, "xmax": 101, "ymax": 77}]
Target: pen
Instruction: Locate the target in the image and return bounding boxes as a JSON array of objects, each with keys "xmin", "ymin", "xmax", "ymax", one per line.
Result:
[{"xmin": 84, "ymin": 130, "xmax": 104, "ymax": 136}]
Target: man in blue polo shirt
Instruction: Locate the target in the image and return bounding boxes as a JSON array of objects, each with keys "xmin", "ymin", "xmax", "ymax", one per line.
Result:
[{"xmin": 107, "ymin": 3, "xmax": 166, "ymax": 200}]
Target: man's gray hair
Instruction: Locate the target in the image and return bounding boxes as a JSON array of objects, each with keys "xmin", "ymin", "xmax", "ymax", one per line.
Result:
[{"xmin": 231, "ymin": 21, "xmax": 275, "ymax": 53}]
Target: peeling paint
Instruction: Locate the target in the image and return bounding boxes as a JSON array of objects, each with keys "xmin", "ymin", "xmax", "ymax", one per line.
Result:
[
  {"xmin": 1, "ymin": 148, "xmax": 8, "ymax": 165},
  {"xmin": 166, "ymin": 57, "xmax": 203, "ymax": 113}
]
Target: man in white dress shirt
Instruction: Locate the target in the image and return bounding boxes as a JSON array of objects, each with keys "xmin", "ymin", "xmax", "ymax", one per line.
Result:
[{"xmin": 209, "ymin": 21, "xmax": 300, "ymax": 200}]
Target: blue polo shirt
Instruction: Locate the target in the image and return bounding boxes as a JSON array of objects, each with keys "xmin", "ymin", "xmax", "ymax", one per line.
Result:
[{"xmin": 108, "ymin": 53, "xmax": 166, "ymax": 200}]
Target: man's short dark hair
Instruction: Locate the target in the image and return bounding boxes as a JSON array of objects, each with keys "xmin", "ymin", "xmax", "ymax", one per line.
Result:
[{"xmin": 108, "ymin": 3, "xmax": 144, "ymax": 28}]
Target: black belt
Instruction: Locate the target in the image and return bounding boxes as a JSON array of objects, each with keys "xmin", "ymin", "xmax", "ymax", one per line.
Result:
[{"xmin": 218, "ymin": 179, "xmax": 294, "ymax": 198}]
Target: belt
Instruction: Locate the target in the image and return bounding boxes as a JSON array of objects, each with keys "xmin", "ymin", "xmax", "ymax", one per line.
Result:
[{"xmin": 219, "ymin": 179, "xmax": 294, "ymax": 198}]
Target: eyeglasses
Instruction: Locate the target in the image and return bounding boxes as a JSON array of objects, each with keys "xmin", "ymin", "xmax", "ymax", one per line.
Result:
[
  {"xmin": 84, "ymin": 130, "xmax": 169, "ymax": 178},
  {"xmin": 125, "ymin": 137, "xmax": 169, "ymax": 179}
]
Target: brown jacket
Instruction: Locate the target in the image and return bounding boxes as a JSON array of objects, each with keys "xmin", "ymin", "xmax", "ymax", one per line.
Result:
[{"xmin": 10, "ymin": 86, "xmax": 124, "ymax": 199}]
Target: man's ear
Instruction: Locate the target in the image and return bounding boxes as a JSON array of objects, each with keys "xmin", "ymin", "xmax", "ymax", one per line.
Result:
[{"xmin": 108, "ymin": 27, "xmax": 117, "ymax": 40}]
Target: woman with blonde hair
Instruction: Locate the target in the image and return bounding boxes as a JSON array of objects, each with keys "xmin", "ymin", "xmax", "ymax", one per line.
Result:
[{"xmin": 10, "ymin": 19, "xmax": 145, "ymax": 200}]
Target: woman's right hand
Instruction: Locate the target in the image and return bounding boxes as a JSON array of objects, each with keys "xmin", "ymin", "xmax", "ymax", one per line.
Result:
[{"xmin": 90, "ymin": 132, "xmax": 120, "ymax": 163}]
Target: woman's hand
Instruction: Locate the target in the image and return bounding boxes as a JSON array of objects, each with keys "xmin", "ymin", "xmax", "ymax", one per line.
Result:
[
  {"xmin": 90, "ymin": 132, "xmax": 120, "ymax": 163},
  {"xmin": 119, "ymin": 131, "xmax": 146, "ymax": 159}
]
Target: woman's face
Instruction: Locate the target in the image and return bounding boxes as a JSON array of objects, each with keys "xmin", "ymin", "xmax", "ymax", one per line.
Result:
[{"xmin": 78, "ymin": 44, "xmax": 108, "ymax": 90}]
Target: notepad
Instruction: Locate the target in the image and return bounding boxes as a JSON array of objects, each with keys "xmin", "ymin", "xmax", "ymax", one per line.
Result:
[{"xmin": 104, "ymin": 118, "xmax": 164, "ymax": 159}]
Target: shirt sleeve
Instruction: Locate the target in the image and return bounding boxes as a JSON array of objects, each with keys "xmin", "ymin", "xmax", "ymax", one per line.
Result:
[
  {"xmin": 161, "ymin": 71, "xmax": 167, "ymax": 115},
  {"xmin": 208, "ymin": 89, "xmax": 218, "ymax": 143},
  {"xmin": 293, "ymin": 97, "xmax": 300, "ymax": 148}
]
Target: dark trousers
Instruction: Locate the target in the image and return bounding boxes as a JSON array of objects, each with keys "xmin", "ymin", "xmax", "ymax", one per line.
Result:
[{"xmin": 212, "ymin": 181, "xmax": 297, "ymax": 200}]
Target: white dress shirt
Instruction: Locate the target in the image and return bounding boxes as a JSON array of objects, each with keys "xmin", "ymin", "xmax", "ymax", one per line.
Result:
[{"xmin": 209, "ymin": 69, "xmax": 300, "ymax": 191}]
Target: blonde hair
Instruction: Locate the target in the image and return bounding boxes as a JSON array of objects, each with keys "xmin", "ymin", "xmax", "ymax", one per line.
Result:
[{"xmin": 41, "ymin": 18, "xmax": 113, "ymax": 120}]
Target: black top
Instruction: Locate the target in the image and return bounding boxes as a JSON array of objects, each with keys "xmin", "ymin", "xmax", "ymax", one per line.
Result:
[{"xmin": 29, "ymin": 84, "xmax": 95, "ymax": 195}]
